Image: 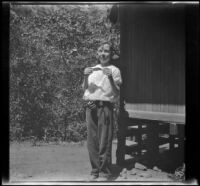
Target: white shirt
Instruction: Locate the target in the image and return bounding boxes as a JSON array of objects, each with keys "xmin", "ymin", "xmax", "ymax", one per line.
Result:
[{"xmin": 83, "ymin": 64, "xmax": 122, "ymax": 103}]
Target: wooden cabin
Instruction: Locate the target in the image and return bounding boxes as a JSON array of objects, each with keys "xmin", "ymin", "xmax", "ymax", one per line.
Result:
[{"xmin": 109, "ymin": 3, "xmax": 199, "ymax": 167}]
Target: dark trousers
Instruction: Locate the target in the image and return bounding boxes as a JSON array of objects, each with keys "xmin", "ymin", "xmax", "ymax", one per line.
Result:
[{"xmin": 86, "ymin": 102, "xmax": 113, "ymax": 177}]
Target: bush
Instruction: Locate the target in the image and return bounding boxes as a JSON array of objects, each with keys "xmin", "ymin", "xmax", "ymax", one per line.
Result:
[
  {"xmin": 9, "ymin": 4, "xmax": 120, "ymax": 142},
  {"xmin": 65, "ymin": 122, "xmax": 87, "ymax": 142}
]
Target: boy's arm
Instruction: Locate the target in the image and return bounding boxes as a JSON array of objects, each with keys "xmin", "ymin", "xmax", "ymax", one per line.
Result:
[
  {"xmin": 108, "ymin": 76, "xmax": 120, "ymax": 95},
  {"xmin": 82, "ymin": 75, "xmax": 89, "ymax": 91},
  {"xmin": 103, "ymin": 68, "xmax": 121, "ymax": 95},
  {"xmin": 82, "ymin": 67, "xmax": 93, "ymax": 91}
]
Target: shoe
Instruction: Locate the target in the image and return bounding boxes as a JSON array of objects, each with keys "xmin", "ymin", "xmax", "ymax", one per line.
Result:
[{"xmin": 87, "ymin": 174, "xmax": 99, "ymax": 181}]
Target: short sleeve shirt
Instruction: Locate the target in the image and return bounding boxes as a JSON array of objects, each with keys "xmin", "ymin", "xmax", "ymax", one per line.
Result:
[{"xmin": 83, "ymin": 64, "xmax": 122, "ymax": 103}]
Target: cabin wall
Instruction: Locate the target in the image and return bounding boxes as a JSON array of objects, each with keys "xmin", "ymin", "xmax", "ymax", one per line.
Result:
[{"xmin": 119, "ymin": 5, "xmax": 185, "ymax": 116}]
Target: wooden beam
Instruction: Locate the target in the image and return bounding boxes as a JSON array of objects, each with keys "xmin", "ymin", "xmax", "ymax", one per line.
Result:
[
  {"xmin": 126, "ymin": 109, "xmax": 185, "ymax": 124},
  {"xmin": 145, "ymin": 121, "xmax": 160, "ymax": 166}
]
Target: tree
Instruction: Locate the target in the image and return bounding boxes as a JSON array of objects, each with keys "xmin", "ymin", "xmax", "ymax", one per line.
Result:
[{"xmin": 10, "ymin": 4, "xmax": 120, "ymax": 142}]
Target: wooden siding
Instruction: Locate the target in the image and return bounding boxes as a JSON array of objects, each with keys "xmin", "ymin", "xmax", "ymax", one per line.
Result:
[{"xmin": 119, "ymin": 4, "xmax": 185, "ymax": 122}]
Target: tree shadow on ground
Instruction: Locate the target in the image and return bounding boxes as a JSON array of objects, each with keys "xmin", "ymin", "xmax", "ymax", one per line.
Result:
[{"xmin": 111, "ymin": 146, "xmax": 184, "ymax": 180}]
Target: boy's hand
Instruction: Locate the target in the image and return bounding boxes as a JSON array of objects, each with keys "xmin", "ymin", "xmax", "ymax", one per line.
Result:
[
  {"xmin": 84, "ymin": 67, "xmax": 93, "ymax": 75},
  {"xmin": 103, "ymin": 68, "xmax": 112, "ymax": 77}
]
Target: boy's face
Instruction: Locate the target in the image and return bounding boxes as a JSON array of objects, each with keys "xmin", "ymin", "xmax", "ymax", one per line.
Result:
[{"xmin": 97, "ymin": 44, "xmax": 111, "ymax": 65}]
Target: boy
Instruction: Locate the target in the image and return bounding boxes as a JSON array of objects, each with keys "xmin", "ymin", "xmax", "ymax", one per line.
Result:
[{"xmin": 82, "ymin": 42, "xmax": 122, "ymax": 181}]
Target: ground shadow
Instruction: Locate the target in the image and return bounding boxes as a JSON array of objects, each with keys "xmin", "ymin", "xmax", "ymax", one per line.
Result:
[
  {"xmin": 109, "ymin": 164, "xmax": 123, "ymax": 181},
  {"xmin": 113, "ymin": 146, "xmax": 184, "ymax": 175},
  {"xmin": 156, "ymin": 147, "xmax": 184, "ymax": 173}
]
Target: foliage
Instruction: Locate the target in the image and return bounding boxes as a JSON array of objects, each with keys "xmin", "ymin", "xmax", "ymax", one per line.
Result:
[{"xmin": 10, "ymin": 4, "xmax": 120, "ymax": 142}]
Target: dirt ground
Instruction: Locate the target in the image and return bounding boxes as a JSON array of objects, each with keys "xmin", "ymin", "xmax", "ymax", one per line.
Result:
[{"xmin": 8, "ymin": 140, "xmax": 182, "ymax": 184}]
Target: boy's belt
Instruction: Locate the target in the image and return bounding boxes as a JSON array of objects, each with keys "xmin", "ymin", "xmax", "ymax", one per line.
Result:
[
  {"xmin": 94, "ymin": 100, "xmax": 113, "ymax": 107},
  {"xmin": 86, "ymin": 100, "xmax": 113, "ymax": 109}
]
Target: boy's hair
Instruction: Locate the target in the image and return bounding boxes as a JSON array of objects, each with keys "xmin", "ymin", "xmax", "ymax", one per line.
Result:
[{"xmin": 97, "ymin": 42, "xmax": 115, "ymax": 64}]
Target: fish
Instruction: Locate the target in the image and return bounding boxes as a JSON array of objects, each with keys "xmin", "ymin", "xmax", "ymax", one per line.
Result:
[{"xmin": 88, "ymin": 82, "xmax": 105, "ymax": 93}]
